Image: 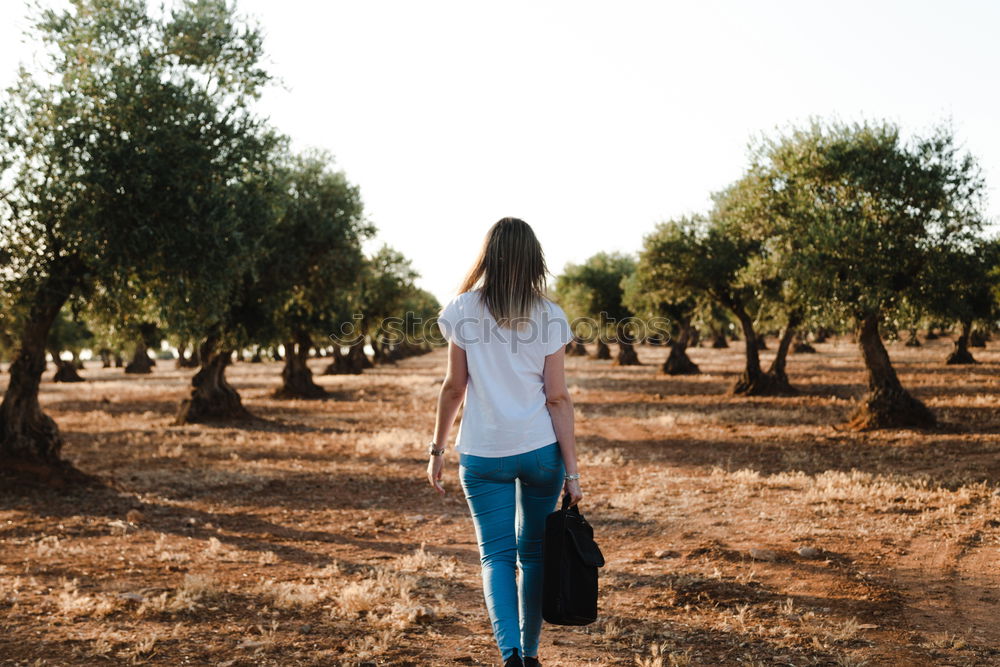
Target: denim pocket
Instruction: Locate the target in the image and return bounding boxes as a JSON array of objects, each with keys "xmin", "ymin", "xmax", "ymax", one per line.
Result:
[
  {"xmin": 534, "ymin": 443, "xmax": 563, "ymax": 473},
  {"xmin": 459, "ymin": 453, "xmax": 502, "ymax": 475}
]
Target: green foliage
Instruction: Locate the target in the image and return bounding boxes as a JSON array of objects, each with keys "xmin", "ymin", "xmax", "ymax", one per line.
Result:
[
  {"xmin": 236, "ymin": 148, "xmax": 372, "ymax": 348},
  {"xmin": 360, "ymin": 245, "xmax": 421, "ymax": 327},
  {"xmin": 637, "ymin": 213, "xmax": 759, "ymax": 317},
  {"xmin": 0, "ymin": 0, "xmax": 278, "ymax": 346},
  {"xmin": 625, "ymin": 238, "xmax": 697, "ymax": 339},
  {"xmin": 553, "ymin": 251, "xmax": 636, "ymax": 327},
  {"xmin": 917, "ymin": 235, "xmax": 1000, "ymax": 327},
  {"xmin": 742, "ymin": 119, "xmax": 988, "ymax": 322}
]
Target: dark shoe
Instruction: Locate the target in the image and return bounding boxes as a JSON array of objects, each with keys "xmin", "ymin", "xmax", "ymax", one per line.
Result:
[
  {"xmin": 524, "ymin": 657, "xmax": 541, "ymax": 667},
  {"xmin": 503, "ymin": 649, "xmax": 524, "ymax": 667}
]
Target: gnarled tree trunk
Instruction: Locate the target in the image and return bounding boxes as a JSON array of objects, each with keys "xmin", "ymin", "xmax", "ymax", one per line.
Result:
[
  {"xmin": 323, "ymin": 345, "xmax": 359, "ymax": 375},
  {"xmin": 175, "ymin": 337, "xmax": 252, "ymax": 424},
  {"xmin": 51, "ymin": 348, "xmax": 84, "ymax": 383},
  {"xmin": 662, "ymin": 321, "xmax": 699, "ymax": 375},
  {"xmin": 0, "ymin": 259, "xmax": 95, "ymax": 484},
  {"xmin": 729, "ymin": 303, "xmax": 764, "ymax": 395},
  {"xmin": 125, "ymin": 340, "xmax": 154, "ymax": 374},
  {"xmin": 904, "ymin": 328, "xmax": 922, "ymax": 347},
  {"xmin": 275, "ymin": 330, "xmax": 327, "ymax": 398},
  {"xmin": 945, "ymin": 319, "xmax": 976, "ymax": 365},
  {"xmin": 613, "ymin": 322, "xmax": 641, "ymax": 366},
  {"xmin": 594, "ymin": 339, "xmax": 611, "ymax": 360},
  {"xmin": 848, "ymin": 313, "xmax": 935, "ymax": 430},
  {"xmin": 727, "ymin": 302, "xmax": 794, "ymax": 396},
  {"xmin": 763, "ymin": 316, "xmax": 798, "ymax": 394}
]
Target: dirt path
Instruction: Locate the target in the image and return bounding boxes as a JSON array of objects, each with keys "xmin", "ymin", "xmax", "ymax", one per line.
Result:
[
  {"xmin": 893, "ymin": 497, "xmax": 1000, "ymax": 656},
  {"xmin": 2, "ymin": 338, "xmax": 1000, "ymax": 665}
]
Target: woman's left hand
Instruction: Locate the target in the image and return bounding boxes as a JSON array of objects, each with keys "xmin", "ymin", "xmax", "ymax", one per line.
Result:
[{"xmin": 427, "ymin": 455, "xmax": 446, "ymax": 495}]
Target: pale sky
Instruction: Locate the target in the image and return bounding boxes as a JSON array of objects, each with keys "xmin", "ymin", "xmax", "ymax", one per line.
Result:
[{"xmin": 2, "ymin": 1, "xmax": 998, "ymax": 305}]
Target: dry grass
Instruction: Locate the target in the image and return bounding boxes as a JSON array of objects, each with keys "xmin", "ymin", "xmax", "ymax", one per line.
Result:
[{"xmin": 1, "ymin": 337, "xmax": 999, "ymax": 664}]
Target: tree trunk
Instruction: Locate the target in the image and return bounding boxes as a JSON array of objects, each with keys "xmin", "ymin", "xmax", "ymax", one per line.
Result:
[
  {"xmin": 113, "ymin": 352, "xmax": 124, "ymax": 368},
  {"xmin": 566, "ymin": 337, "xmax": 588, "ymax": 356},
  {"xmin": 904, "ymin": 328, "xmax": 922, "ymax": 347},
  {"xmin": 125, "ymin": 340, "xmax": 154, "ymax": 374},
  {"xmin": 662, "ymin": 323, "xmax": 699, "ymax": 375},
  {"xmin": 763, "ymin": 317, "xmax": 798, "ymax": 394},
  {"xmin": 945, "ymin": 319, "xmax": 976, "ymax": 365},
  {"xmin": 51, "ymin": 348, "xmax": 84, "ymax": 383},
  {"xmin": 594, "ymin": 339, "xmax": 611, "ymax": 360},
  {"xmin": 729, "ymin": 303, "xmax": 765, "ymax": 395},
  {"xmin": 710, "ymin": 330, "xmax": 729, "ymax": 349},
  {"xmin": 176, "ymin": 342, "xmax": 200, "ymax": 368},
  {"xmin": 175, "ymin": 337, "xmax": 252, "ymax": 424},
  {"xmin": 969, "ymin": 328, "xmax": 987, "ymax": 348},
  {"xmin": 0, "ymin": 259, "xmax": 97, "ymax": 484},
  {"xmin": 813, "ymin": 327, "xmax": 830, "ymax": 344},
  {"xmin": 250, "ymin": 346, "xmax": 263, "ymax": 363},
  {"xmin": 924, "ymin": 327, "xmax": 939, "ymax": 340},
  {"xmin": 275, "ymin": 330, "xmax": 327, "ymax": 398},
  {"xmin": 613, "ymin": 323, "xmax": 641, "ymax": 366},
  {"xmin": 323, "ymin": 345, "xmax": 358, "ymax": 375},
  {"xmin": 348, "ymin": 338, "xmax": 373, "ymax": 370},
  {"xmin": 792, "ymin": 332, "xmax": 816, "ymax": 354},
  {"xmin": 99, "ymin": 348, "xmax": 113, "ymax": 368},
  {"xmin": 848, "ymin": 313, "xmax": 935, "ymax": 430}
]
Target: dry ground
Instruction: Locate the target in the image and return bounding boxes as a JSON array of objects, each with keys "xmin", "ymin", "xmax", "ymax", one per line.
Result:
[{"xmin": 2, "ymin": 336, "xmax": 1000, "ymax": 666}]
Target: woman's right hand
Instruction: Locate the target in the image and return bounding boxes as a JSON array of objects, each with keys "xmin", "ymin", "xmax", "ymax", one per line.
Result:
[{"xmin": 564, "ymin": 478, "xmax": 583, "ymax": 506}]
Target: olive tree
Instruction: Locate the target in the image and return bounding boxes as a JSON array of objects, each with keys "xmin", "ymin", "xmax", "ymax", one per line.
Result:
[
  {"xmin": 241, "ymin": 150, "xmax": 372, "ymax": 399},
  {"xmin": 625, "ymin": 232, "xmax": 700, "ymax": 375},
  {"xmin": 745, "ymin": 120, "xmax": 987, "ymax": 428},
  {"xmin": 639, "ymin": 214, "xmax": 794, "ymax": 394},
  {"xmin": 919, "ymin": 237, "xmax": 999, "ymax": 364},
  {"xmin": 0, "ymin": 0, "xmax": 275, "ymax": 475},
  {"xmin": 554, "ymin": 252, "xmax": 640, "ymax": 365}
]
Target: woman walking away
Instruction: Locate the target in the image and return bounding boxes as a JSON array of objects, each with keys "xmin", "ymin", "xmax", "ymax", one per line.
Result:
[{"xmin": 427, "ymin": 217, "xmax": 583, "ymax": 667}]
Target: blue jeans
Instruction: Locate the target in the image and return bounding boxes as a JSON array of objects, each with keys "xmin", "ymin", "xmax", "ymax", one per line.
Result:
[{"xmin": 459, "ymin": 442, "xmax": 565, "ymax": 661}]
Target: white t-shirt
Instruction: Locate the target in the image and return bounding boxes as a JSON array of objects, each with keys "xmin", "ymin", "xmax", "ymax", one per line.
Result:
[{"xmin": 436, "ymin": 289, "xmax": 574, "ymax": 457}]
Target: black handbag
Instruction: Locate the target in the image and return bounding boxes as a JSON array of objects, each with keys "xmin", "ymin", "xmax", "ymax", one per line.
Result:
[{"xmin": 541, "ymin": 494, "xmax": 605, "ymax": 625}]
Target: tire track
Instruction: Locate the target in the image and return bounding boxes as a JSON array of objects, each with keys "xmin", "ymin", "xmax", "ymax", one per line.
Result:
[{"xmin": 892, "ymin": 509, "xmax": 1000, "ymax": 653}]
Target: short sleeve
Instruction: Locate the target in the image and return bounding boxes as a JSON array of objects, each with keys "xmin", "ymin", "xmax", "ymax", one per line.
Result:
[
  {"xmin": 544, "ymin": 301, "xmax": 574, "ymax": 356},
  {"xmin": 437, "ymin": 296, "xmax": 466, "ymax": 350}
]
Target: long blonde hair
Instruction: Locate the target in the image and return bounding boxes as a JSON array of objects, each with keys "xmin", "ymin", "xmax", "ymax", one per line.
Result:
[{"xmin": 458, "ymin": 217, "xmax": 548, "ymax": 327}]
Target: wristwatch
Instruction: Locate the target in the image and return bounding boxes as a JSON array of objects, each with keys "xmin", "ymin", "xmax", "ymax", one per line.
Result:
[
  {"xmin": 428, "ymin": 441, "xmax": 445, "ymax": 456},
  {"xmin": 564, "ymin": 472, "xmax": 580, "ymax": 481}
]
